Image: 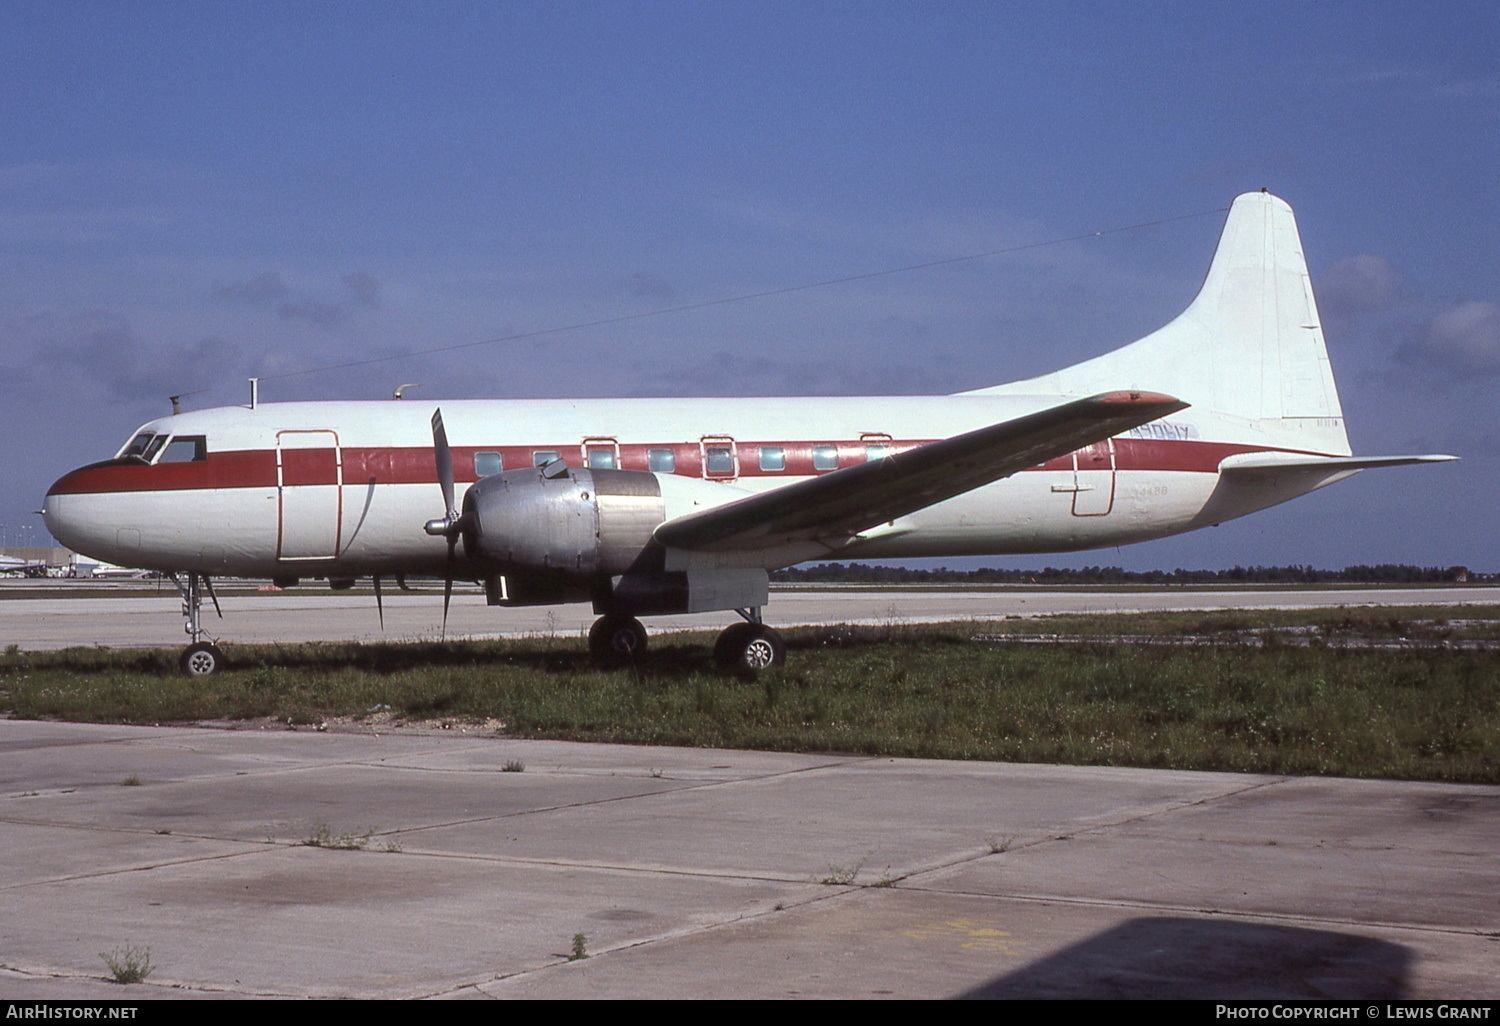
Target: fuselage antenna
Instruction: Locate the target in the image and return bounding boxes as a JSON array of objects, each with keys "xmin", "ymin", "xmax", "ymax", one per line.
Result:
[{"xmin": 168, "ymin": 389, "xmax": 209, "ymax": 416}]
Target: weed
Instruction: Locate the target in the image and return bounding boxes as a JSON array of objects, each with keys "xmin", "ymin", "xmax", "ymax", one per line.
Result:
[
  {"xmin": 99, "ymin": 945, "xmax": 152, "ymax": 984},
  {"xmin": 120, "ymin": 775, "xmax": 142, "ymax": 787},
  {"xmin": 302, "ymin": 822, "xmax": 371, "ymax": 850},
  {"xmin": 821, "ymin": 860, "xmax": 863, "ymax": 885},
  {"xmin": 381, "ymin": 837, "xmax": 404, "ymax": 853},
  {"xmin": 987, "ymin": 835, "xmax": 1013, "ymax": 854},
  {"xmin": 649, "ymin": 767, "xmax": 664, "ymax": 779},
  {"xmin": 569, "ymin": 933, "xmax": 588, "ymax": 961},
  {"xmin": 4, "ymin": 644, "xmax": 19, "ymax": 657},
  {"xmin": 502, "ymin": 759, "xmax": 525, "ymax": 773}
]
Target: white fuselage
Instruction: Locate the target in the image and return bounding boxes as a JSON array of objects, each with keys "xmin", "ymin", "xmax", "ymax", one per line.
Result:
[{"xmin": 43, "ymin": 394, "xmax": 1332, "ymax": 579}]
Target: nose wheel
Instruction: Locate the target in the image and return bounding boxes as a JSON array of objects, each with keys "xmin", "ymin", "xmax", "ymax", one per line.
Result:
[
  {"xmin": 180, "ymin": 641, "xmax": 226, "ymax": 676},
  {"xmin": 714, "ymin": 622, "xmax": 786, "ymax": 672}
]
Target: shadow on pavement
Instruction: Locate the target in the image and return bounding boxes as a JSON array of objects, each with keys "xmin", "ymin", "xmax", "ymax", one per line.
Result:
[{"xmin": 957, "ymin": 916, "xmax": 1410, "ymax": 999}]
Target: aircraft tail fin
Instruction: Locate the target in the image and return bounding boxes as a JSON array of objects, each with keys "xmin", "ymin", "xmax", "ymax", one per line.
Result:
[{"xmin": 964, "ymin": 191, "xmax": 1352, "ymax": 455}]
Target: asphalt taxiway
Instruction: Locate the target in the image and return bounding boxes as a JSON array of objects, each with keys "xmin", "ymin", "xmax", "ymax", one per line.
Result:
[
  {"xmin": 0, "ymin": 720, "xmax": 1496, "ymax": 999},
  {"xmin": 3, "ymin": 583, "xmax": 1497, "ymax": 651}
]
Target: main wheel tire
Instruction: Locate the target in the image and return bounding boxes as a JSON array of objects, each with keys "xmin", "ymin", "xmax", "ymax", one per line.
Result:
[
  {"xmin": 180, "ymin": 641, "xmax": 225, "ymax": 677},
  {"xmin": 589, "ymin": 615, "xmax": 648, "ymax": 666},
  {"xmin": 713, "ymin": 623, "xmax": 786, "ymax": 672}
]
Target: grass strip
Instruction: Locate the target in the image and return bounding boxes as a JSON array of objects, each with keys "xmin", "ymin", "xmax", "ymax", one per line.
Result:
[{"xmin": 2, "ymin": 607, "xmax": 1496, "ymax": 784}]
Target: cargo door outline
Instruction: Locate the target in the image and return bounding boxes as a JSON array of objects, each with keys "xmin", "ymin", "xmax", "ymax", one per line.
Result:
[
  {"xmin": 1071, "ymin": 438, "xmax": 1116, "ymax": 516},
  {"xmin": 277, "ymin": 430, "xmax": 343, "ymax": 559}
]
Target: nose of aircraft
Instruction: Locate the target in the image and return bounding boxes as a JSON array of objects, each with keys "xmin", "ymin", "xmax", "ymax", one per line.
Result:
[
  {"xmin": 42, "ymin": 470, "xmax": 81, "ymax": 551},
  {"xmin": 42, "ymin": 463, "xmax": 114, "ymax": 559}
]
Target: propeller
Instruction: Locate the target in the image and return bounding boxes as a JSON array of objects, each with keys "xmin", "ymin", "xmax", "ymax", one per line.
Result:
[{"xmin": 423, "ymin": 409, "xmax": 466, "ymax": 639}]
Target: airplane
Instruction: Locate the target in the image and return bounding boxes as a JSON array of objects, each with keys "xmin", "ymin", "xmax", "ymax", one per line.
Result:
[
  {"xmin": 0, "ymin": 554, "xmax": 50, "ymax": 578},
  {"xmin": 41, "ymin": 191, "xmax": 1455, "ymax": 676},
  {"xmin": 70, "ymin": 557, "xmax": 156, "ymax": 579}
]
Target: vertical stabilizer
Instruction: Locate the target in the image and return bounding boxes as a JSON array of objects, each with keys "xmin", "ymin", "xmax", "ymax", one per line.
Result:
[{"xmin": 966, "ymin": 192, "xmax": 1351, "ymax": 455}]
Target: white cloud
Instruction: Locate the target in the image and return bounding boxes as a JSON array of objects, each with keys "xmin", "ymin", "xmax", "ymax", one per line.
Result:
[
  {"xmin": 342, "ymin": 271, "xmax": 382, "ymax": 307},
  {"xmin": 16, "ymin": 310, "xmax": 247, "ymax": 401},
  {"xmin": 1403, "ymin": 300, "xmax": 1500, "ymax": 375},
  {"xmin": 1316, "ymin": 255, "xmax": 1399, "ymax": 316},
  {"xmin": 214, "ymin": 272, "xmax": 290, "ymax": 305}
]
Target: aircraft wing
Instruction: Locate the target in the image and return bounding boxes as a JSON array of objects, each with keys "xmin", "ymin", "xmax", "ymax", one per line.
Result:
[{"xmin": 655, "ymin": 390, "xmax": 1187, "ymax": 552}]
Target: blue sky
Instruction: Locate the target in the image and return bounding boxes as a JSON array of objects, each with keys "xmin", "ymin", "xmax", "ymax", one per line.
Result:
[{"xmin": 3, "ymin": 1, "xmax": 1495, "ymax": 570}]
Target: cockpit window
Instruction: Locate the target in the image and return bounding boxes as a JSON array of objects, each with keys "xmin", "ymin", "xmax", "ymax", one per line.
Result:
[
  {"xmin": 157, "ymin": 436, "xmax": 208, "ymax": 463},
  {"xmin": 120, "ymin": 432, "xmax": 158, "ymax": 459},
  {"xmin": 118, "ymin": 432, "xmax": 205, "ymax": 464}
]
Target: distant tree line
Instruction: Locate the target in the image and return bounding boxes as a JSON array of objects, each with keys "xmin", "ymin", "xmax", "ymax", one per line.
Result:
[{"xmin": 770, "ymin": 563, "xmax": 1488, "ymax": 585}]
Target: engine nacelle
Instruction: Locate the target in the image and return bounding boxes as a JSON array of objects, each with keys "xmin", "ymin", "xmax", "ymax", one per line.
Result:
[
  {"xmin": 461, "ymin": 464, "xmax": 769, "ymax": 614},
  {"xmin": 462, "ymin": 465, "xmax": 664, "ymax": 577}
]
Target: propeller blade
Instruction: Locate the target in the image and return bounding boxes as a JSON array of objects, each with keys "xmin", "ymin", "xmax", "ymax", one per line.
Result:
[
  {"xmin": 431, "ymin": 408, "xmax": 455, "ymax": 521},
  {"xmin": 203, "ymin": 574, "xmax": 223, "ymax": 619},
  {"xmin": 373, "ymin": 574, "xmax": 385, "ymax": 631},
  {"xmin": 442, "ymin": 535, "xmax": 457, "ymax": 641}
]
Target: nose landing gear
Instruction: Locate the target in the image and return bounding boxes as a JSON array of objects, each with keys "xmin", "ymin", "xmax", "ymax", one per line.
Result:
[{"xmin": 174, "ymin": 573, "xmax": 225, "ymax": 676}]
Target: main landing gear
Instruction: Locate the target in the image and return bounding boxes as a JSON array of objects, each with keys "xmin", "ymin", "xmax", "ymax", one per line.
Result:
[
  {"xmin": 588, "ymin": 608, "xmax": 785, "ymax": 672},
  {"xmin": 588, "ymin": 614, "xmax": 649, "ymax": 666},
  {"xmin": 174, "ymin": 573, "xmax": 225, "ymax": 676},
  {"xmin": 714, "ymin": 608, "xmax": 786, "ymax": 672}
]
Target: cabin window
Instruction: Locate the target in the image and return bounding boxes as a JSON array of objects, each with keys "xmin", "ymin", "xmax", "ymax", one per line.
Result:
[
  {"xmin": 157, "ymin": 436, "xmax": 207, "ymax": 463},
  {"xmin": 586, "ymin": 447, "xmax": 617, "ymax": 470},
  {"xmin": 812, "ymin": 445, "xmax": 839, "ymax": 471},
  {"xmin": 705, "ymin": 446, "xmax": 734, "ymax": 475},
  {"xmin": 648, "ymin": 448, "xmax": 676, "ymax": 473},
  {"xmin": 865, "ymin": 443, "xmax": 892, "ymax": 461},
  {"xmin": 532, "ymin": 450, "xmax": 560, "ymax": 467},
  {"xmin": 474, "ymin": 451, "xmax": 503, "ymax": 477},
  {"xmin": 758, "ymin": 446, "xmax": 786, "ymax": 472}
]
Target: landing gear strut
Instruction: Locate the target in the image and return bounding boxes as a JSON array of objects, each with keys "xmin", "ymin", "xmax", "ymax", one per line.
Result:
[
  {"xmin": 589, "ymin": 614, "xmax": 648, "ymax": 666},
  {"xmin": 714, "ymin": 608, "xmax": 785, "ymax": 672},
  {"xmin": 173, "ymin": 572, "xmax": 225, "ymax": 676}
]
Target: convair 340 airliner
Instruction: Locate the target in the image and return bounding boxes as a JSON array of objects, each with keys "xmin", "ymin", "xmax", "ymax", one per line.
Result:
[{"xmin": 42, "ymin": 192, "xmax": 1454, "ymax": 674}]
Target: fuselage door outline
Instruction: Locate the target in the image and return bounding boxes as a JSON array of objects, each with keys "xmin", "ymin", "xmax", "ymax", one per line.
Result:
[
  {"xmin": 1071, "ymin": 438, "xmax": 1116, "ymax": 516},
  {"xmin": 700, "ymin": 435, "xmax": 739, "ymax": 481},
  {"xmin": 276, "ymin": 430, "xmax": 343, "ymax": 560}
]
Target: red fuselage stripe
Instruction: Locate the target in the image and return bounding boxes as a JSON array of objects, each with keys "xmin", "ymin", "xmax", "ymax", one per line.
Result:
[{"xmin": 47, "ymin": 438, "xmax": 1300, "ymax": 496}]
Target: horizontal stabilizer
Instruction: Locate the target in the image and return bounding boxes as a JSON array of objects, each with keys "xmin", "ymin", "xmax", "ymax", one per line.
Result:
[
  {"xmin": 1220, "ymin": 452, "xmax": 1458, "ymax": 473},
  {"xmin": 656, "ymin": 391, "xmax": 1187, "ymax": 553}
]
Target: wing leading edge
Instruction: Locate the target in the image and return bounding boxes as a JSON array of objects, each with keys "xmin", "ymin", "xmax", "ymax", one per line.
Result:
[{"xmin": 655, "ymin": 390, "xmax": 1188, "ymax": 553}]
